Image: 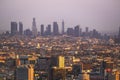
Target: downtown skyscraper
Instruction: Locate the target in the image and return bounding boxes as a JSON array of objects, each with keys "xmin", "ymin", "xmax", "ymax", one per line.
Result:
[
  {"xmin": 11, "ymin": 22, "xmax": 17, "ymax": 36},
  {"xmin": 45, "ymin": 24, "xmax": 51, "ymax": 35},
  {"xmin": 74, "ymin": 25, "xmax": 80, "ymax": 37},
  {"xmin": 40, "ymin": 24, "xmax": 44, "ymax": 36},
  {"xmin": 118, "ymin": 27, "xmax": 120, "ymax": 38},
  {"xmin": 53, "ymin": 22, "xmax": 59, "ymax": 35},
  {"xmin": 32, "ymin": 18, "xmax": 37, "ymax": 37},
  {"xmin": 19, "ymin": 22, "xmax": 23, "ymax": 35},
  {"xmin": 62, "ymin": 20, "xmax": 64, "ymax": 34}
]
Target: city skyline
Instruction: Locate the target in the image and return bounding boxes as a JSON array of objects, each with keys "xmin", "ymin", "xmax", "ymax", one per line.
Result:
[
  {"xmin": 0, "ymin": 0, "xmax": 120, "ymax": 34},
  {"xmin": 7, "ymin": 19, "xmax": 120, "ymax": 37}
]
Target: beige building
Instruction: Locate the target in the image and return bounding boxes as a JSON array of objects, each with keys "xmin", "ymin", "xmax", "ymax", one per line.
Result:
[
  {"xmin": 58, "ymin": 56, "xmax": 65, "ymax": 68},
  {"xmin": 78, "ymin": 72, "xmax": 90, "ymax": 80}
]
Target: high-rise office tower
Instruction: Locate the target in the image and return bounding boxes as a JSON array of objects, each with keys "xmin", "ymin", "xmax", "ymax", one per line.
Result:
[
  {"xmin": 50, "ymin": 56, "xmax": 65, "ymax": 68},
  {"xmin": 32, "ymin": 18, "xmax": 37, "ymax": 37},
  {"xmin": 79, "ymin": 28, "xmax": 82, "ymax": 36},
  {"xmin": 15, "ymin": 65, "xmax": 34, "ymax": 80},
  {"xmin": 86, "ymin": 27, "xmax": 89, "ymax": 33},
  {"xmin": 67, "ymin": 28, "xmax": 74, "ymax": 36},
  {"xmin": 118, "ymin": 27, "xmax": 120, "ymax": 38},
  {"xmin": 53, "ymin": 22, "xmax": 59, "ymax": 35},
  {"xmin": 62, "ymin": 20, "xmax": 64, "ymax": 34},
  {"xmin": 19, "ymin": 22, "xmax": 23, "ymax": 35},
  {"xmin": 92, "ymin": 29, "xmax": 99, "ymax": 38},
  {"xmin": 46, "ymin": 24, "xmax": 51, "ymax": 35},
  {"xmin": 74, "ymin": 25, "xmax": 80, "ymax": 37},
  {"xmin": 40, "ymin": 24, "xmax": 44, "ymax": 36},
  {"xmin": 11, "ymin": 22, "xmax": 18, "ymax": 35},
  {"xmin": 49, "ymin": 56, "xmax": 65, "ymax": 80},
  {"xmin": 85, "ymin": 27, "xmax": 89, "ymax": 36},
  {"xmin": 24, "ymin": 29, "xmax": 32, "ymax": 36}
]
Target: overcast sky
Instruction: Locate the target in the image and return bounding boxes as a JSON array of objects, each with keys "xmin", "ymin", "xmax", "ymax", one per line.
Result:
[{"xmin": 0, "ymin": 0, "xmax": 120, "ymax": 33}]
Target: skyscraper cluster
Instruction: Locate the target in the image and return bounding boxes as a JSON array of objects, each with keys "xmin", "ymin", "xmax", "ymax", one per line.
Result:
[
  {"xmin": 10, "ymin": 18, "xmax": 120, "ymax": 41},
  {"xmin": 10, "ymin": 18, "xmax": 100, "ymax": 38},
  {"xmin": 11, "ymin": 22, "xmax": 23, "ymax": 36},
  {"xmin": 11, "ymin": 18, "xmax": 63, "ymax": 37},
  {"xmin": 66, "ymin": 25, "xmax": 101, "ymax": 38}
]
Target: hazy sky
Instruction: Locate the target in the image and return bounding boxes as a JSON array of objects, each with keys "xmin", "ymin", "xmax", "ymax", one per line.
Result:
[{"xmin": 0, "ymin": 0, "xmax": 120, "ymax": 33}]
